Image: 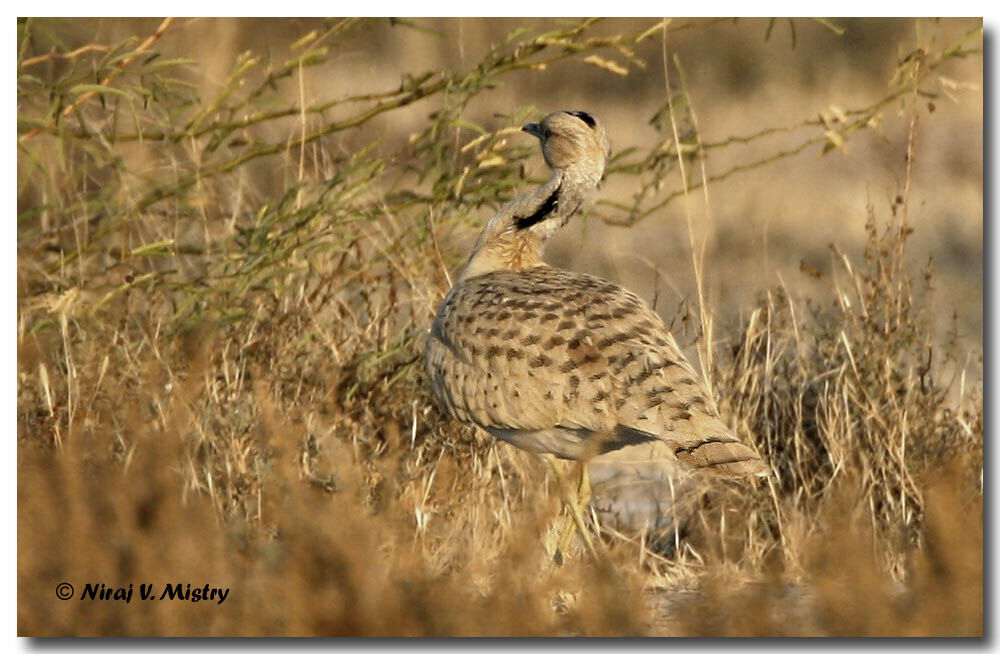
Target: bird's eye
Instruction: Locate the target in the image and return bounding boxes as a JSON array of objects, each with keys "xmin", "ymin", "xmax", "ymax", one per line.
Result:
[{"xmin": 566, "ymin": 111, "xmax": 596, "ymax": 129}]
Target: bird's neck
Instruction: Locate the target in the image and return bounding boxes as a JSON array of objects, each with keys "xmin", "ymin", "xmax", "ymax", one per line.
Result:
[
  {"xmin": 459, "ymin": 169, "xmax": 599, "ymax": 282},
  {"xmin": 460, "ymin": 227, "xmax": 547, "ymax": 281}
]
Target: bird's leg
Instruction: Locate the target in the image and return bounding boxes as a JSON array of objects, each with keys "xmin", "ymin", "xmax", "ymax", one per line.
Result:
[{"xmin": 549, "ymin": 457, "xmax": 597, "ymax": 564}]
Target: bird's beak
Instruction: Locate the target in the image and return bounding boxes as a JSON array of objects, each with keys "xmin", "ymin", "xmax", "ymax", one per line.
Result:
[{"xmin": 522, "ymin": 122, "xmax": 543, "ymax": 138}]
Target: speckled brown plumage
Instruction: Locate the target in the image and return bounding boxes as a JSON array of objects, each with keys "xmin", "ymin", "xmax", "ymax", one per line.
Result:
[
  {"xmin": 428, "ymin": 266, "xmax": 765, "ymax": 475},
  {"xmin": 426, "ymin": 110, "xmax": 766, "ymax": 484}
]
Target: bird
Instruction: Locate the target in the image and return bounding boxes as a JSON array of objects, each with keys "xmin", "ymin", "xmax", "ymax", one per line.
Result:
[{"xmin": 425, "ymin": 110, "xmax": 767, "ymax": 561}]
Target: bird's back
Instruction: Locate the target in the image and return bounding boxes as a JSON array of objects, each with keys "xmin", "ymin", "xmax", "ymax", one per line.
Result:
[{"xmin": 426, "ymin": 265, "xmax": 765, "ymax": 476}]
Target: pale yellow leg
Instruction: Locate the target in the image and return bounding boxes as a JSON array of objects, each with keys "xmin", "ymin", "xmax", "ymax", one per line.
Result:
[{"xmin": 548, "ymin": 457, "xmax": 597, "ymax": 564}]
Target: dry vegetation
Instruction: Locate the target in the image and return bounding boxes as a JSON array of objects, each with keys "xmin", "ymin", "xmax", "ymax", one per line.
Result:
[{"xmin": 17, "ymin": 17, "xmax": 982, "ymax": 636}]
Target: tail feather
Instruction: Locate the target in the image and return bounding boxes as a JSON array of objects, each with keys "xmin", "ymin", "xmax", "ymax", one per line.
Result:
[{"xmin": 672, "ymin": 436, "xmax": 769, "ymax": 477}]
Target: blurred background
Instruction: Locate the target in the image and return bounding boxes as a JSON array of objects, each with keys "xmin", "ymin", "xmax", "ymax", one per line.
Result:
[
  {"xmin": 17, "ymin": 18, "xmax": 983, "ymax": 636},
  {"xmin": 20, "ymin": 17, "xmax": 983, "ymax": 345}
]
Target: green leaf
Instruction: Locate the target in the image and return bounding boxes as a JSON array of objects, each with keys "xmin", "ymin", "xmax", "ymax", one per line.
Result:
[
  {"xmin": 143, "ymin": 57, "xmax": 198, "ymax": 70},
  {"xmin": 69, "ymin": 84, "xmax": 135, "ymax": 101},
  {"xmin": 131, "ymin": 239, "xmax": 176, "ymax": 257},
  {"xmin": 811, "ymin": 18, "xmax": 845, "ymax": 36},
  {"xmin": 450, "ymin": 119, "xmax": 487, "ymax": 136}
]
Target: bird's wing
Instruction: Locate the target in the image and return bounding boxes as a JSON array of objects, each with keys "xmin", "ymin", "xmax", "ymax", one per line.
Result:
[
  {"xmin": 426, "ymin": 266, "xmax": 766, "ymax": 476},
  {"xmin": 425, "ymin": 272, "xmax": 584, "ymax": 434},
  {"xmin": 546, "ymin": 272, "xmax": 768, "ymax": 477}
]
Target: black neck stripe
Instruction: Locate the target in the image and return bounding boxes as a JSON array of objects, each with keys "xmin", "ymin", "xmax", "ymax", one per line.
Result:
[
  {"xmin": 566, "ymin": 110, "xmax": 596, "ymax": 128},
  {"xmin": 514, "ymin": 184, "xmax": 561, "ymax": 230}
]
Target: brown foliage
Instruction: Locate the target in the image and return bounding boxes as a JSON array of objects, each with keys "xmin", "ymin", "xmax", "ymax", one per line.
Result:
[{"xmin": 17, "ymin": 17, "xmax": 981, "ymax": 636}]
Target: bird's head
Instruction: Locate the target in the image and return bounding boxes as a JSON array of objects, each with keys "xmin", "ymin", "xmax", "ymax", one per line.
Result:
[
  {"xmin": 523, "ymin": 110, "xmax": 609, "ymax": 184},
  {"xmin": 457, "ymin": 110, "xmax": 610, "ymax": 281}
]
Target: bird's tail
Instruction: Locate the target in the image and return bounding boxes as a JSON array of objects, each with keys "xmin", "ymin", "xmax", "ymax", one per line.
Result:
[{"xmin": 672, "ymin": 436, "xmax": 769, "ymax": 477}]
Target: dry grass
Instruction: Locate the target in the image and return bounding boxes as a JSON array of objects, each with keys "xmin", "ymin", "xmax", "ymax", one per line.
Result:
[{"xmin": 17, "ymin": 17, "xmax": 982, "ymax": 636}]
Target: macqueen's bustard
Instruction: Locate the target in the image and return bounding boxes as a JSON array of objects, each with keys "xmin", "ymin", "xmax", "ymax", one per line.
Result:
[{"xmin": 425, "ymin": 110, "xmax": 767, "ymax": 561}]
